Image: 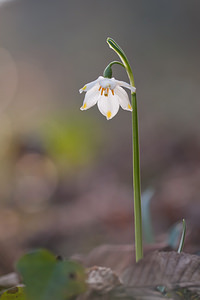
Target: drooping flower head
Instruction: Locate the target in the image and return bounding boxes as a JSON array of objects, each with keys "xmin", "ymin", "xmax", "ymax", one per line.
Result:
[{"xmin": 79, "ymin": 76, "xmax": 136, "ymax": 120}]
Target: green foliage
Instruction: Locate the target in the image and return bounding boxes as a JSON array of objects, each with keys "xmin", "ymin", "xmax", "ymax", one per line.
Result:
[
  {"xmin": 141, "ymin": 189, "xmax": 154, "ymax": 244},
  {"xmin": 0, "ymin": 287, "xmax": 26, "ymax": 300},
  {"xmin": 168, "ymin": 219, "xmax": 186, "ymax": 252},
  {"xmin": 16, "ymin": 249, "xmax": 87, "ymax": 300},
  {"xmin": 40, "ymin": 114, "xmax": 102, "ymax": 169}
]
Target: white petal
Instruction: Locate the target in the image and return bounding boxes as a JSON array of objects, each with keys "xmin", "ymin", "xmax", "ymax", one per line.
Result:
[
  {"xmin": 79, "ymin": 76, "xmax": 103, "ymax": 93},
  {"xmin": 97, "ymin": 93, "xmax": 119, "ymax": 120},
  {"xmin": 80, "ymin": 84, "xmax": 100, "ymax": 110},
  {"xmin": 115, "ymin": 80, "xmax": 136, "ymax": 93},
  {"xmin": 115, "ymin": 86, "xmax": 133, "ymax": 111}
]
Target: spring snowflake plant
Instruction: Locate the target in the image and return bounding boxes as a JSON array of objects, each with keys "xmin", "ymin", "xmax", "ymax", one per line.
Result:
[{"xmin": 79, "ymin": 38, "xmax": 143, "ymax": 262}]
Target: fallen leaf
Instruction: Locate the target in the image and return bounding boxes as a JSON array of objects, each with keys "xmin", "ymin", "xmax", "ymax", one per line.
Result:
[{"xmin": 16, "ymin": 249, "xmax": 87, "ymax": 300}]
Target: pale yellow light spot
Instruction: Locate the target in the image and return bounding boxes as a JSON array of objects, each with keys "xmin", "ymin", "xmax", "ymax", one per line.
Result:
[
  {"xmin": 82, "ymin": 85, "xmax": 87, "ymax": 91},
  {"xmin": 128, "ymin": 104, "xmax": 132, "ymax": 110},
  {"xmin": 107, "ymin": 111, "xmax": 112, "ymax": 119},
  {"xmin": 83, "ymin": 103, "xmax": 87, "ymax": 109}
]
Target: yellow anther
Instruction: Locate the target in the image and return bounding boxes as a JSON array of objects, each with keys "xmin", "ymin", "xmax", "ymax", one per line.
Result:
[
  {"xmin": 101, "ymin": 88, "xmax": 105, "ymax": 96},
  {"xmin": 99, "ymin": 86, "xmax": 101, "ymax": 91},
  {"xmin": 82, "ymin": 85, "xmax": 87, "ymax": 91},
  {"xmin": 111, "ymin": 89, "xmax": 114, "ymax": 96},
  {"xmin": 83, "ymin": 103, "xmax": 87, "ymax": 109},
  {"xmin": 128, "ymin": 104, "xmax": 132, "ymax": 110},
  {"xmin": 107, "ymin": 111, "xmax": 112, "ymax": 119},
  {"xmin": 104, "ymin": 88, "xmax": 109, "ymax": 97}
]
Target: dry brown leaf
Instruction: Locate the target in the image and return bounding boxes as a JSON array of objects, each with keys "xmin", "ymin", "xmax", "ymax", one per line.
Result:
[
  {"xmin": 122, "ymin": 251, "xmax": 200, "ymax": 288},
  {"xmin": 79, "ymin": 251, "xmax": 200, "ymax": 299},
  {"xmin": 73, "ymin": 243, "xmax": 168, "ymax": 276}
]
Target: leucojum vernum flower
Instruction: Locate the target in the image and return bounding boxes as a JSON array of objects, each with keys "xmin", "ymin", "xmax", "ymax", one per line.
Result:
[
  {"xmin": 79, "ymin": 38, "xmax": 143, "ymax": 262},
  {"xmin": 80, "ymin": 76, "xmax": 136, "ymax": 120}
]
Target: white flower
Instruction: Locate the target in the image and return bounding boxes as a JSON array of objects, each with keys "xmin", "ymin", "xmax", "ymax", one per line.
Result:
[{"xmin": 79, "ymin": 76, "xmax": 136, "ymax": 120}]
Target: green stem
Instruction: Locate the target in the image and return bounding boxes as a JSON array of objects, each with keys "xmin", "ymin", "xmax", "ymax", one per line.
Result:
[
  {"xmin": 107, "ymin": 38, "xmax": 143, "ymax": 262},
  {"xmin": 106, "ymin": 38, "xmax": 135, "ymax": 86},
  {"xmin": 132, "ymin": 92, "xmax": 143, "ymax": 261},
  {"xmin": 103, "ymin": 61, "xmax": 125, "ymax": 78}
]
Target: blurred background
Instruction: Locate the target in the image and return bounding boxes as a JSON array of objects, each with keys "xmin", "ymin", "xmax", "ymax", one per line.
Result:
[{"xmin": 0, "ymin": 0, "xmax": 200, "ymax": 274}]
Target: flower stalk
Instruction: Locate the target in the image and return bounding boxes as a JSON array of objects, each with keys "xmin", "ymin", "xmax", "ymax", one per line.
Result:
[
  {"xmin": 107, "ymin": 38, "xmax": 143, "ymax": 262},
  {"xmin": 103, "ymin": 61, "xmax": 125, "ymax": 78}
]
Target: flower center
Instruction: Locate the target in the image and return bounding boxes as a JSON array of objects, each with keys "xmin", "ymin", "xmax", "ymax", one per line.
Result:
[{"xmin": 99, "ymin": 86, "xmax": 114, "ymax": 97}]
